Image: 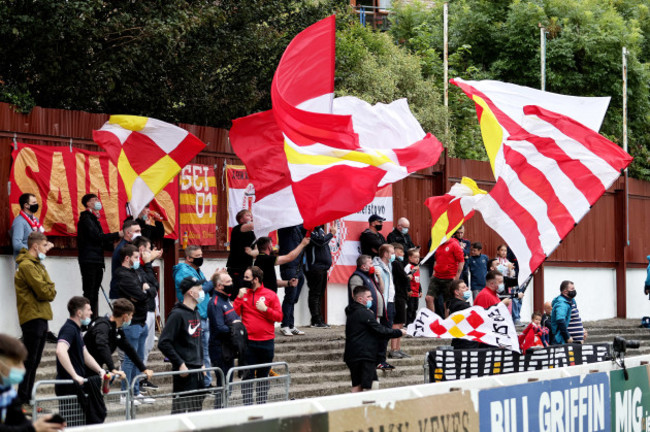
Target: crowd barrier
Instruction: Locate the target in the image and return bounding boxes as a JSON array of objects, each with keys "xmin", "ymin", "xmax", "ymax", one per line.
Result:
[{"xmin": 224, "ymin": 362, "xmax": 291, "ymax": 407}]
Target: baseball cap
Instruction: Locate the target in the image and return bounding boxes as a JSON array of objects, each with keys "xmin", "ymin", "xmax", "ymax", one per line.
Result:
[
  {"xmin": 368, "ymin": 214, "xmax": 386, "ymax": 223},
  {"xmin": 180, "ymin": 276, "xmax": 201, "ymax": 294}
]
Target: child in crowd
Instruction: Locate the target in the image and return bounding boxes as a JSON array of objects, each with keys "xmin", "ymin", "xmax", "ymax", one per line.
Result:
[
  {"xmin": 404, "ymin": 248, "xmax": 421, "ymax": 325},
  {"xmin": 467, "ymin": 242, "xmax": 489, "ymax": 300},
  {"xmin": 518, "ymin": 311, "xmax": 549, "ymax": 353}
]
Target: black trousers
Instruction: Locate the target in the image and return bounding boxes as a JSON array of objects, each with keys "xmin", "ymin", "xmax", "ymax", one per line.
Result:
[
  {"xmin": 171, "ymin": 365, "xmax": 205, "ymax": 414},
  {"xmin": 79, "ymin": 262, "xmax": 105, "ymax": 318},
  {"xmin": 242, "ymin": 339, "xmax": 274, "ymax": 405},
  {"xmin": 305, "ymin": 269, "xmax": 328, "ymax": 325},
  {"xmin": 18, "ymin": 318, "xmax": 48, "ymax": 404}
]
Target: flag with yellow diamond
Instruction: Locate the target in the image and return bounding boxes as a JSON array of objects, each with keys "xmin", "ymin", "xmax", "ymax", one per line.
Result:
[{"xmin": 93, "ymin": 115, "xmax": 206, "ymax": 217}]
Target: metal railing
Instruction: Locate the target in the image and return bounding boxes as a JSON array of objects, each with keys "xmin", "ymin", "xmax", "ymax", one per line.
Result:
[
  {"xmin": 32, "ymin": 378, "xmax": 129, "ymax": 427},
  {"xmin": 224, "ymin": 362, "xmax": 290, "ymax": 407}
]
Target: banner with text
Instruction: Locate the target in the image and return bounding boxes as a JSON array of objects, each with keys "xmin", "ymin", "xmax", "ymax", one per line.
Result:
[
  {"xmin": 9, "ymin": 143, "xmax": 178, "ymax": 238},
  {"xmin": 609, "ymin": 365, "xmax": 650, "ymax": 432},
  {"xmin": 328, "ymin": 185, "xmax": 393, "ymax": 284},
  {"xmin": 179, "ymin": 164, "xmax": 217, "ymax": 246}
]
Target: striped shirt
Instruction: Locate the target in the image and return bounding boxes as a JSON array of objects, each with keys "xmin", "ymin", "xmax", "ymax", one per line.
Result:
[{"xmin": 567, "ymin": 302, "xmax": 584, "ymax": 342}]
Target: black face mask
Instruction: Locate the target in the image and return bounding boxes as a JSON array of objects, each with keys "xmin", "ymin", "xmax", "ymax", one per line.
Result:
[
  {"xmin": 28, "ymin": 204, "xmax": 39, "ymax": 213},
  {"xmin": 375, "ymin": 223, "xmax": 383, "ymax": 231},
  {"xmin": 241, "ymin": 280, "xmax": 253, "ymax": 289},
  {"xmin": 192, "ymin": 257, "xmax": 203, "ymax": 268},
  {"xmin": 222, "ymin": 284, "xmax": 235, "ymax": 295},
  {"xmin": 567, "ymin": 290, "xmax": 577, "ymax": 298}
]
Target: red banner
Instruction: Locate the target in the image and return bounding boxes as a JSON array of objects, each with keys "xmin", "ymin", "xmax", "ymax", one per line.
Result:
[
  {"xmin": 9, "ymin": 143, "xmax": 178, "ymax": 238},
  {"xmin": 179, "ymin": 164, "xmax": 217, "ymax": 246}
]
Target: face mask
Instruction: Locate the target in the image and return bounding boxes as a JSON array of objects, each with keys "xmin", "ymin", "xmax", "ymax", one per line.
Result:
[
  {"xmin": 192, "ymin": 257, "xmax": 204, "ymax": 268},
  {"xmin": 1, "ymin": 367, "xmax": 25, "ymax": 386},
  {"xmin": 223, "ymin": 284, "xmax": 235, "ymax": 295},
  {"xmin": 365, "ymin": 300, "xmax": 373, "ymax": 309},
  {"xmin": 497, "ymin": 264, "xmax": 507, "ymax": 274},
  {"xmin": 400, "ymin": 227, "xmax": 409, "ymax": 235},
  {"xmin": 242, "ymin": 280, "xmax": 253, "ymax": 289},
  {"xmin": 397, "ymin": 255, "xmax": 403, "ymax": 261},
  {"xmin": 121, "ymin": 319, "xmax": 132, "ymax": 329},
  {"xmin": 567, "ymin": 290, "xmax": 577, "ymax": 299},
  {"xmin": 28, "ymin": 204, "xmax": 39, "ymax": 213},
  {"xmin": 81, "ymin": 317, "xmax": 91, "ymax": 326},
  {"xmin": 375, "ymin": 223, "xmax": 383, "ymax": 231},
  {"xmin": 132, "ymin": 260, "xmax": 140, "ymax": 270},
  {"xmin": 38, "ymin": 252, "xmax": 46, "ymax": 261},
  {"xmin": 389, "ymin": 254, "xmax": 396, "ymax": 263},
  {"xmin": 497, "ymin": 283, "xmax": 505, "ymax": 293},
  {"xmin": 463, "ymin": 291, "xmax": 472, "ymax": 300},
  {"xmin": 142, "ymin": 214, "xmax": 148, "ymax": 221},
  {"xmin": 94, "ymin": 202, "xmax": 102, "ymax": 211},
  {"xmin": 131, "ymin": 232, "xmax": 141, "ymax": 240},
  {"xmin": 197, "ymin": 290, "xmax": 206, "ymax": 302}
]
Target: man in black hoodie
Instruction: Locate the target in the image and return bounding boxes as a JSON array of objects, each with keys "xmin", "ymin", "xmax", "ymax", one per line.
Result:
[
  {"xmin": 344, "ymin": 286, "xmax": 405, "ymax": 393},
  {"xmin": 77, "ymin": 193, "xmax": 123, "ymax": 318},
  {"xmin": 158, "ymin": 276, "xmax": 205, "ymax": 414}
]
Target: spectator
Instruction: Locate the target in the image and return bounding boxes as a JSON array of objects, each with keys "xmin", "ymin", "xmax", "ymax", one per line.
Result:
[
  {"xmin": 83, "ymin": 299, "xmax": 154, "ymax": 405},
  {"xmin": 386, "ymin": 217, "xmax": 415, "ymax": 251},
  {"xmin": 278, "ymin": 225, "xmax": 306, "ymax": 337},
  {"xmin": 134, "ymin": 204, "xmax": 165, "ymax": 245},
  {"xmin": 453, "ymin": 227, "xmax": 471, "ymax": 285},
  {"xmin": 233, "ymin": 266, "xmax": 283, "ymax": 405},
  {"xmin": 568, "ymin": 296, "xmax": 588, "ymax": 344},
  {"xmin": 77, "ymin": 193, "xmax": 123, "ymax": 319},
  {"xmin": 226, "ymin": 209, "xmax": 256, "ymax": 292},
  {"xmin": 14, "ymin": 231, "xmax": 56, "ymax": 408},
  {"xmin": 246, "ymin": 236, "xmax": 309, "ymax": 336},
  {"xmin": 541, "ymin": 301, "xmax": 552, "ymax": 334},
  {"xmin": 109, "ymin": 219, "xmax": 142, "ymax": 299},
  {"xmin": 158, "ymin": 277, "xmax": 206, "ymax": 414},
  {"xmin": 473, "ymin": 271, "xmax": 512, "ymax": 310},
  {"xmin": 10, "ymin": 193, "xmax": 44, "ymax": 260},
  {"xmin": 426, "ymin": 233, "xmax": 464, "ymax": 316},
  {"xmin": 404, "ymin": 248, "xmax": 421, "ymax": 325},
  {"xmin": 347, "ymin": 255, "xmax": 387, "ymax": 329},
  {"xmin": 445, "ymin": 280, "xmax": 479, "ymax": 349},
  {"xmin": 645, "ymin": 255, "xmax": 650, "ymax": 299},
  {"xmin": 304, "ymin": 224, "xmax": 336, "ymax": 328},
  {"xmin": 372, "ymin": 244, "xmax": 397, "ymax": 370},
  {"xmin": 0, "ymin": 333, "xmax": 66, "ymax": 431},
  {"xmin": 132, "ymin": 236, "xmax": 162, "ymax": 391},
  {"xmin": 518, "ymin": 312, "xmax": 549, "ymax": 353},
  {"xmin": 495, "ymin": 244, "xmax": 522, "ymax": 324},
  {"xmin": 550, "ymin": 280, "xmax": 577, "ymax": 345},
  {"xmin": 389, "ymin": 243, "xmax": 410, "ymax": 359},
  {"xmin": 467, "ymin": 242, "xmax": 489, "ymax": 299},
  {"xmin": 55, "ymin": 297, "xmax": 107, "ymax": 425},
  {"xmin": 488, "ymin": 258, "xmax": 499, "ymax": 272},
  {"xmin": 359, "ymin": 214, "xmax": 386, "ymax": 258},
  {"xmin": 207, "ymin": 272, "xmax": 240, "ymax": 389},
  {"xmin": 114, "ymin": 244, "xmax": 157, "ymax": 404},
  {"xmin": 173, "ymin": 245, "xmax": 215, "ymax": 388},
  {"xmin": 344, "ymin": 286, "xmax": 406, "ymax": 393}
]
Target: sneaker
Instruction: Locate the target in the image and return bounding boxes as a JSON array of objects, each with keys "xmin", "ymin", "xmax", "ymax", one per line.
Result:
[
  {"xmin": 46, "ymin": 331, "xmax": 58, "ymax": 344},
  {"xmin": 280, "ymin": 327, "xmax": 293, "ymax": 336},
  {"xmin": 290, "ymin": 327, "xmax": 305, "ymax": 335},
  {"xmin": 141, "ymin": 379, "xmax": 159, "ymax": 390},
  {"xmin": 377, "ymin": 362, "xmax": 395, "ymax": 370},
  {"xmin": 387, "ymin": 350, "xmax": 404, "ymax": 359},
  {"xmin": 311, "ymin": 322, "xmax": 330, "ymax": 329},
  {"xmin": 134, "ymin": 394, "xmax": 155, "ymax": 404},
  {"xmin": 269, "ymin": 369, "xmax": 279, "ymax": 377},
  {"xmin": 120, "ymin": 396, "xmax": 141, "ymax": 406},
  {"xmin": 397, "ymin": 350, "xmax": 411, "ymax": 358}
]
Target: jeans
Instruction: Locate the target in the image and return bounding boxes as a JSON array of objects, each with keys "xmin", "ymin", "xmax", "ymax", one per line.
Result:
[
  {"xmin": 511, "ymin": 297, "xmax": 522, "ymax": 322},
  {"xmin": 201, "ymin": 318, "xmax": 212, "ymax": 387},
  {"xmin": 305, "ymin": 269, "xmax": 328, "ymax": 325},
  {"xmin": 18, "ymin": 319, "xmax": 48, "ymax": 404},
  {"xmin": 281, "ymin": 275, "xmax": 304, "ymax": 328},
  {"xmin": 242, "ymin": 339, "xmax": 274, "ymax": 405},
  {"xmin": 121, "ymin": 323, "xmax": 148, "ymax": 395}
]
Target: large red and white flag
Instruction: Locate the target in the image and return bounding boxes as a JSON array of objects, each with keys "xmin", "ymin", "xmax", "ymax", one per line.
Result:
[
  {"xmin": 451, "ymin": 79, "xmax": 633, "ymax": 283},
  {"xmin": 230, "ymin": 16, "xmax": 443, "ymax": 236}
]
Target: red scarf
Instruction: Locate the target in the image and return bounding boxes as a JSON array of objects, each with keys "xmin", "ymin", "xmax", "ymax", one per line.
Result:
[{"xmin": 20, "ymin": 210, "xmax": 44, "ymax": 232}]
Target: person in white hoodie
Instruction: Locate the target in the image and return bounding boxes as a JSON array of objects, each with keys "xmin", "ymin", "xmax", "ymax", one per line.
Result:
[{"xmin": 372, "ymin": 243, "xmax": 396, "ymax": 370}]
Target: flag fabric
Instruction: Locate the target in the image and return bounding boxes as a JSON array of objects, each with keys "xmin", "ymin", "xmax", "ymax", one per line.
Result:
[
  {"xmin": 230, "ymin": 15, "xmax": 443, "ymax": 237},
  {"xmin": 93, "ymin": 115, "xmax": 205, "ymax": 217},
  {"xmin": 421, "ymin": 177, "xmax": 486, "ymax": 263},
  {"xmin": 406, "ymin": 303, "xmax": 519, "ymax": 352},
  {"xmin": 450, "ymin": 79, "xmax": 633, "ymax": 284}
]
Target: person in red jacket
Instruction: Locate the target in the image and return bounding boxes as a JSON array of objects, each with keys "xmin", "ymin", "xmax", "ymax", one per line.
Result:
[
  {"xmin": 474, "ymin": 271, "xmax": 512, "ymax": 309},
  {"xmin": 233, "ymin": 266, "xmax": 282, "ymax": 405}
]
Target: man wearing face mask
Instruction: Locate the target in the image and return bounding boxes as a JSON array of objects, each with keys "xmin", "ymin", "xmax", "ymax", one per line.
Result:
[
  {"xmin": 359, "ymin": 214, "xmax": 387, "ymax": 258},
  {"xmin": 551, "ymin": 281, "xmax": 578, "ymax": 345},
  {"xmin": 77, "ymin": 194, "xmax": 124, "ymax": 319},
  {"xmin": 109, "ymin": 219, "xmax": 142, "ymax": 299},
  {"xmin": 348, "ymin": 255, "xmax": 386, "ymax": 323},
  {"xmin": 446, "ymin": 280, "xmax": 479, "ymax": 349},
  {"xmin": 344, "ymin": 286, "xmax": 406, "ymax": 393},
  {"xmin": 0, "ymin": 333, "xmax": 66, "ymax": 431},
  {"xmin": 173, "ymin": 245, "xmax": 216, "ymax": 387},
  {"xmin": 114, "ymin": 245, "xmax": 157, "ymax": 403},
  {"xmin": 10, "ymin": 193, "xmax": 45, "ymax": 260},
  {"xmin": 372, "ymin": 244, "xmax": 396, "ymax": 370},
  {"xmin": 14, "ymin": 231, "xmax": 56, "ymax": 409},
  {"xmin": 473, "ymin": 271, "xmax": 512, "ymax": 310},
  {"xmin": 386, "ymin": 217, "xmax": 415, "ymax": 251},
  {"xmin": 158, "ymin": 277, "xmax": 206, "ymax": 414}
]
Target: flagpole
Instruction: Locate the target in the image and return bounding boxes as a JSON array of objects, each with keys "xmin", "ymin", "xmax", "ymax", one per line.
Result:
[
  {"xmin": 539, "ymin": 24, "xmax": 546, "ymax": 91},
  {"xmin": 443, "ymin": 2, "xmax": 449, "ymax": 139},
  {"xmin": 622, "ymin": 46, "xmax": 629, "ymax": 246}
]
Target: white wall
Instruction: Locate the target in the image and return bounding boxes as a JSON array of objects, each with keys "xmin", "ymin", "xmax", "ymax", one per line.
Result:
[{"xmin": 626, "ymin": 268, "xmax": 650, "ymax": 319}]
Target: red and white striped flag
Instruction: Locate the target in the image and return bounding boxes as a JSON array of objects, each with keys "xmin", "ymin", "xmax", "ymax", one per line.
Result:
[
  {"xmin": 230, "ymin": 16, "xmax": 443, "ymax": 236},
  {"xmin": 451, "ymin": 79, "xmax": 633, "ymax": 283}
]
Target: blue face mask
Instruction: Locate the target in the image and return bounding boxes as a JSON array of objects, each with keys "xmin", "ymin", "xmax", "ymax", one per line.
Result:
[
  {"xmin": 397, "ymin": 255, "xmax": 403, "ymax": 261},
  {"xmin": 94, "ymin": 201, "xmax": 102, "ymax": 211},
  {"xmin": 121, "ymin": 319, "xmax": 132, "ymax": 329},
  {"xmin": 463, "ymin": 290, "xmax": 472, "ymax": 300},
  {"xmin": 132, "ymin": 260, "xmax": 140, "ymax": 270},
  {"xmin": 365, "ymin": 300, "xmax": 373, "ymax": 309},
  {"xmin": 497, "ymin": 283, "xmax": 505, "ymax": 293},
  {"xmin": 37, "ymin": 252, "xmax": 46, "ymax": 261},
  {"xmin": 2, "ymin": 367, "xmax": 25, "ymax": 386},
  {"xmin": 390, "ymin": 254, "xmax": 396, "ymax": 263},
  {"xmin": 197, "ymin": 290, "xmax": 206, "ymax": 302},
  {"xmin": 81, "ymin": 317, "xmax": 91, "ymax": 326},
  {"xmin": 401, "ymin": 227, "xmax": 409, "ymax": 235}
]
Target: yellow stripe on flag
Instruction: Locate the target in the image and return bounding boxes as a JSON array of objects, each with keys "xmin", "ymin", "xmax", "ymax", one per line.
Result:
[
  {"xmin": 109, "ymin": 115, "xmax": 149, "ymax": 132},
  {"xmin": 284, "ymin": 141, "xmax": 392, "ymax": 168},
  {"xmin": 117, "ymin": 151, "xmax": 139, "ymax": 200},
  {"xmin": 472, "ymin": 95, "xmax": 503, "ymax": 174},
  {"xmin": 460, "ymin": 177, "xmax": 487, "ymax": 195},
  {"xmin": 179, "ymin": 213, "xmax": 213, "ymax": 225},
  {"xmin": 429, "ymin": 211, "xmax": 450, "ymax": 252}
]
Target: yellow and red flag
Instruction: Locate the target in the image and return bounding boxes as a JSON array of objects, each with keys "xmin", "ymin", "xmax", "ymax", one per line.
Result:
[{"xmin": 93, "ymin": 115, "xmax": 205, "ymax": 217}]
